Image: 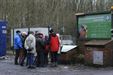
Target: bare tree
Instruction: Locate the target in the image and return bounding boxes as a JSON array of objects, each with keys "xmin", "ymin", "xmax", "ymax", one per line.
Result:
[{"xmin": 0, "ymin": 0, "xmax": 113, "ymax": 34}]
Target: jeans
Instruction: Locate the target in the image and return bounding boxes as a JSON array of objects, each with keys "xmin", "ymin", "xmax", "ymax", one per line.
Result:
[{"xmin": 27, "ymin": 53, "xmax": 34, "ymax": 66}]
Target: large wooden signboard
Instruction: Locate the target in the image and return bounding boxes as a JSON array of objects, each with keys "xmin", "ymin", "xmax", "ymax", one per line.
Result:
[{"xmin": 78, "ymin": 13, "xmax": 111, "ymax": 39}]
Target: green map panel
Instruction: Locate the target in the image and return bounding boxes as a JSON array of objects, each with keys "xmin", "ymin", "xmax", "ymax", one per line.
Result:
[{"xmin": 78, "ymin": 14, "xmax": 111, "ymax": 39}]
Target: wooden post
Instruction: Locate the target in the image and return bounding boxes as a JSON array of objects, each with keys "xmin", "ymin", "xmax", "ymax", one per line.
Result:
[
  {"xmin": 111, "ymin": 6, "xmax": 113, "ymax": 28},
  {"xmin": 111, "ymin": 6, "xmax": 113, "ymax": 39}
]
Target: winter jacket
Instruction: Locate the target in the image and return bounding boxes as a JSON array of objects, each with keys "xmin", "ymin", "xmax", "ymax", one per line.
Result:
[
  {"xmin": 24, "ymin": 34, "xmax": 37, "ymax": 56},
  {"xmin": 50, "ymin": 33, "xmax": 60, "ymax": 52},
  {"xmin": 36, "ymin": 37, "xmax": 45, "ymax": 52},
  {"xmin": 14, "ymin": 33, "xmax": 23, "ymax": 50}
]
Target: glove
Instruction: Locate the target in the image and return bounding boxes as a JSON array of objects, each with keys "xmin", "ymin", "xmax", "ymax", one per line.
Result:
[{"xmin": 27, "ymin": 47, "xmax": 34, "ymax": 51}]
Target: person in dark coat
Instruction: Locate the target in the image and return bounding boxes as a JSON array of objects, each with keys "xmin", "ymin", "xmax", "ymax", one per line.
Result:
[
  {"xmin": 44, "ymin": 35, "xmax": 49, "ymax": 66},
  {"xmin": 35, "ymin": 32, "xmax": 45, "ymax": 67}
]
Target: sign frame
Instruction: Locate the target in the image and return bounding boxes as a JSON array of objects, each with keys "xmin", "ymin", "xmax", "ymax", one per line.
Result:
[{"xmin": 76, "ymin": 11, "xmax": 112, "ymax": 40}]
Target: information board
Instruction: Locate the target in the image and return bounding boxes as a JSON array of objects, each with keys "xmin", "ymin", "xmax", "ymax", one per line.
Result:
[{"xmin": 78, "ymin": 14, "xmax": 111, "ymax": 39}]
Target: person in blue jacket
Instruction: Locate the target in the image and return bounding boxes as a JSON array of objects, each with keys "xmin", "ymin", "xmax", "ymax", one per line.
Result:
[{"xmin": 14, "ymin": 30, "xmax": 23, "ymax": 65}]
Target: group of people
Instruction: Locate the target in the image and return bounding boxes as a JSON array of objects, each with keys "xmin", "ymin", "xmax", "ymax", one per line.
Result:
[{"xmin": 14, "ymin": 29, "xmax": 60, "ymax": 69}]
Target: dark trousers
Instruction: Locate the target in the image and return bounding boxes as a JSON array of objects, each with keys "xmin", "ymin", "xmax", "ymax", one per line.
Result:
[
  {"xmin": 15, "ymin": 49, "xmax": 20, "ymax": 64},
  {"xmin": 36, "ymin": 51, "xmax": 45, "ymax": 67},
  {"xmin": 50, "ymin": 52, "xmax": 58, "ymax": 63},
  {"xmin": 44, "ymin": 52, "xmax": 48, "ymax": 65},
  {"xmin": 27, "ymin": 53, "xmax": 34, "ymax": 67}
]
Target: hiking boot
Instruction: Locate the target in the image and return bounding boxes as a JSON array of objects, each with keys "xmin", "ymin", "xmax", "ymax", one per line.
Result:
[
  {"xmin": 20, "ymin": 63, "xmax": 24, "ymax": 66},
  {"xmin": 27, "ymin": 66, "xmax": 36, "ymax": 69},
  {"xmin": 15, "ymin": 62, "xmax": 18, "ymax": 65}
]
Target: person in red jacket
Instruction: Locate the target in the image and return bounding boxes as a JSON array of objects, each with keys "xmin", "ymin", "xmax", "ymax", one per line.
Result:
[{"xmin": 49, "ymin": 32, "xmax": 60, "ymax": 67}]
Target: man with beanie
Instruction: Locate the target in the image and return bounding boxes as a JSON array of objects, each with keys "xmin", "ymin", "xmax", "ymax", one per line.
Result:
[
  {"xmin": 49, "ymin": 32, "xmax": 60, "ymax": 67},
  {"xmin": 14, "ymin": 30, "xmax": 23, "ymax": 65}
]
